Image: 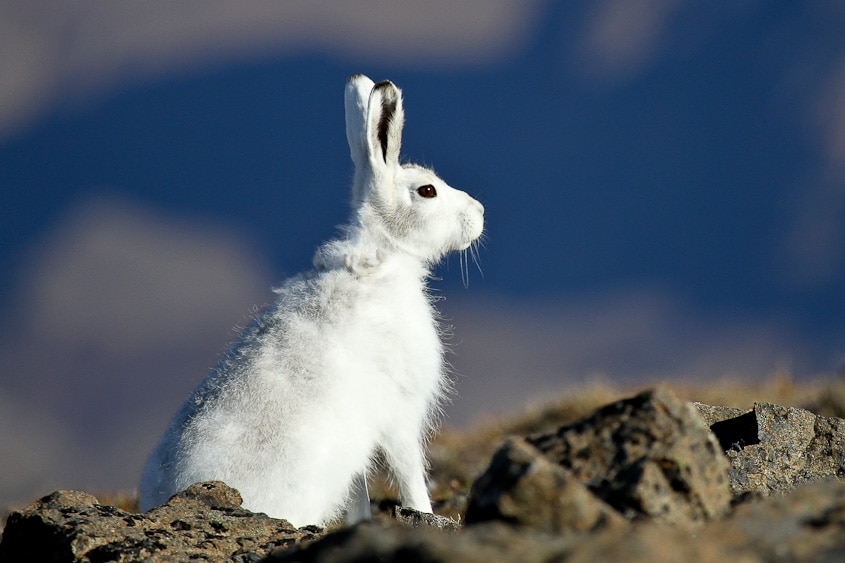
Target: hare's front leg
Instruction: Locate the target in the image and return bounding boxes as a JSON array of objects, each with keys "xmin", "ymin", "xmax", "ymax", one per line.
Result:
[{"xmin": 381, "ymin": 427, "xmax": 433, "ymax": 513}]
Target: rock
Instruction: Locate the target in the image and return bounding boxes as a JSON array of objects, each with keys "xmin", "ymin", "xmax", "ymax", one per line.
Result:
[
  {"xmin": 0, "ymin": 482, "xmax": 458, "ymax": 562},
  {"xmin": 271, "ymin": 480, "xmax": 845, "ymax": 563},
  {"xmin": 0, "ymin": 482, "xmax": 321, "ymax": 562},
  {"xmin": 168, "ymin": 479, "xmax": 246, "ymax": 510},
  {"xmin": 465, "ymin": 385, "xmax": 731, "ymax": 529},
  {"xmin": 367, "ymin": 499, "xmax": 460, "ymax": 531},
  {"xmin": 708, "ymin": 478, "xmax": 845, "ymax": 561},
  {"xmin": 695, "ymin": 401, "xmax": 845, "ymax": 496},
  {"xmin": 691, "ymin": 403, "xmax": 748, "ymax": 430},
  {"xmin": 5, "ymin": 386, "xmax": 845, "ymax": 562},
  {"xmin": 265, "ymin": 521, "xmax": 578, "ymax": 563},
  {"xmin": 463, "ymin": 437, "xmax": 627, "ymax": 533},
  {"xmin": 391, "ymin": 506, "xmax": 460, "ymax": 531}
]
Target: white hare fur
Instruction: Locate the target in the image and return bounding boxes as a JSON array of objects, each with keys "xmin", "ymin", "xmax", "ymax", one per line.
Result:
[{"xmin": 139, "ymin": 75, "xmax": 484, "ymax": 527}]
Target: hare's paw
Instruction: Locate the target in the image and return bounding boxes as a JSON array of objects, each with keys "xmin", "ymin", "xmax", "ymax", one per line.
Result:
[
  {"xmin": 313, "ymin": 241, "xmax": 384, "ymax": 275},
  {"xmin": 344, "ymin": 247, "xmax": 384, "ymax": 275}
]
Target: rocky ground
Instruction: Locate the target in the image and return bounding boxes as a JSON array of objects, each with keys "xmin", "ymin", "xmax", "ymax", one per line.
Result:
[{"xmin": 2, "ymin": 375, "xmax": 844, "ymax": 562}]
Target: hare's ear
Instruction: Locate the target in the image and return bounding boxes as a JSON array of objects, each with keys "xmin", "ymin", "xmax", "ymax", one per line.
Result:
[
  {"xmin": 345, "ymin": 74, "xmax": 375, "ymax": 169},
  {"xmin": 366, "ymin": 80, "xmax": 404, "ymax": 170}
]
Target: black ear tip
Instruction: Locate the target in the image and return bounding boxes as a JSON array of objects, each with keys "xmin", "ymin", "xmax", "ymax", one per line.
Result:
[
  {"xmin": 373, "ymin": 80, "xmax": 398, "ymax": 100},
  {"xmin": 348, "ymin": 73, "xmax": 366, "ymax": 83}
]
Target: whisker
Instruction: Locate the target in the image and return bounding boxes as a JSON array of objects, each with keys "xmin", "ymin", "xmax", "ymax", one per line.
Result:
[
  {"xmin": 460, "ymin": 249, "xmax": 469, "ymax": 288},
  {"xmin": 470, "ymin": 241, "xmax": 484, "ymax": 279}
]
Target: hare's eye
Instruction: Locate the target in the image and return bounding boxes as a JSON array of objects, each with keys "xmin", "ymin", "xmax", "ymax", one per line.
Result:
[{"xmin": 417, "ymin": 184, "xmax": 437, "ymax": 198}]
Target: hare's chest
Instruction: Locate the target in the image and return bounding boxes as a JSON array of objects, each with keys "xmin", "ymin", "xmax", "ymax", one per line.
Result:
[
  {"xmin": 340, "ymin": 288, "xmax": 442, "ymax": 390},
  {"xmin": 364, "ymin": 293, "xmax": 438, "ymax": 356}
]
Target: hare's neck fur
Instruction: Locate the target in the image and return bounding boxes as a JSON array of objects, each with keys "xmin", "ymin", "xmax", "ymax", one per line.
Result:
[{"xmin": 313, "ymin": 222, "xmax": 432, "ymax": 278}]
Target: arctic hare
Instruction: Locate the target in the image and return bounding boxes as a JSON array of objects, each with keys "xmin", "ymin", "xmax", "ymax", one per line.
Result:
[{"xmin": 139, "ymin": 75, "xmax": 484, "ymax": 526}]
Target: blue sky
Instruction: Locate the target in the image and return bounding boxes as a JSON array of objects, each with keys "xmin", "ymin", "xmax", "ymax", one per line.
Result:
[{"xmin": 1, "ymin": 2, "xmax": 845, "ymax": 505}]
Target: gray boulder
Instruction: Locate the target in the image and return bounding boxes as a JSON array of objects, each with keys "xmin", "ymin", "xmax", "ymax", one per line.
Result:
[
  {"xmin": 465, "ymin": 385, "xmax": 732, "ymax": 529},
  {"xmin": 695, "ymin": 401, "xmax": 845, "ymax": 496},
  {"xmin": 461, "ymin": 436, "xmax": 627, "ymax": 533},
  {"xmin": 0, "ymin": 481, "xmax": 320, "ymax": 562}
]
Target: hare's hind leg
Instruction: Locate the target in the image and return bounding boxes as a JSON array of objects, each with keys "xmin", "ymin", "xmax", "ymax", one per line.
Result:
[{"xmin": 344, "ymin": 473, "xmax": 372, "ymax": 524}]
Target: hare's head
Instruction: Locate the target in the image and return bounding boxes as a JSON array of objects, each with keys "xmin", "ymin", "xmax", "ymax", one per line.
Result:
[{"xmin": 344, "ymin": 75, "xmax": 484, "ymax": 265}]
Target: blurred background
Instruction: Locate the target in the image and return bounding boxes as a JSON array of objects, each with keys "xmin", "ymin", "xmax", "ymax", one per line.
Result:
[{"xmin": 2, "ymin": 1, "xmax": 845, "ymax": 509}]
